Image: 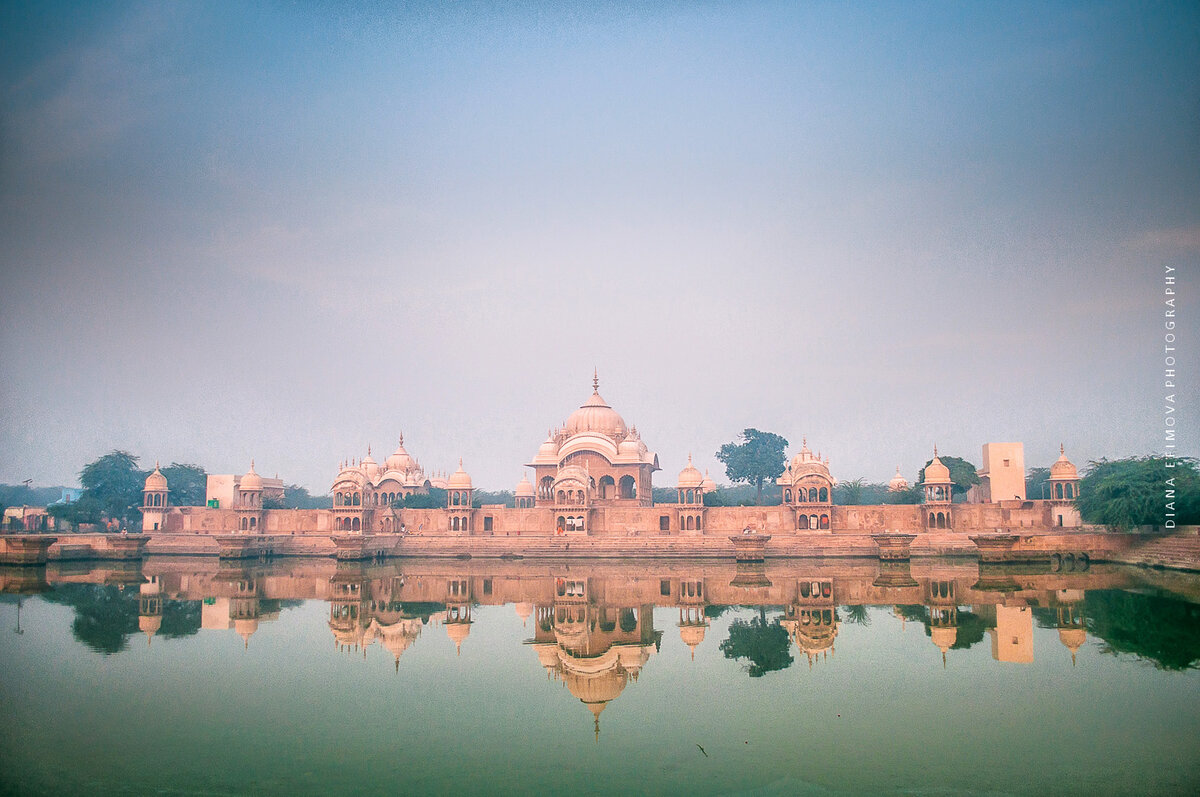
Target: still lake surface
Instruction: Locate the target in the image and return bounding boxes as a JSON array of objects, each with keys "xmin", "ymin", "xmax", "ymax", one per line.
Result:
[{"xmin": 2, "ymin": 557, "xmax": 1199, "ymax": 796}]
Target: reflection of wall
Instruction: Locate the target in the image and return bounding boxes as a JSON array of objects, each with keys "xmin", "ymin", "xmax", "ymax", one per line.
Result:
[{"xmin": 990, "ymin": 605, "xmax": 1034, "ymax": 663}]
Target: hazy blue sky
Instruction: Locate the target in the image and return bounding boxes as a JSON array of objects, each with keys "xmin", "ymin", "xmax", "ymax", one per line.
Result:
[{"xmin": 2, "ymin": 1, "xmax": 1197, "ymax": 493}]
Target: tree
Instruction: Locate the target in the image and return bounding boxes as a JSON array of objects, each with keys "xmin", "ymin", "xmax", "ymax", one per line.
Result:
[
  {"xmin": 1076, "ymin": 456, "xmax": 1200, "ymax": 530},
  {"xmin": 161, "ymin": 463, "xmax": 206, "ymax": 507},
  {"xmin": 80, "ymin": 451, "xmax": 145, "ymax": 527},
  {"xmin": 719, "ymin": 607, "xmax": 793, "ymax": 677},
  {"xmin": 276, "ymin": 484, "xmax": 331, "ymax": 509},
  {"xmin": 883, "ymin": 485, "xmax": 923, "ymax": 505},
  {"xmin": 916, "ymin": 455, "xmax": 979, "ymax": 502},
  {"xmin": 716, "ymin": 429, "xmax": 788, "ymax": 506},
  {"xmin": 1025, "ymin": 467, "xmax": 1052, "ymax": 500},
  {"xmin": 834, "ymin": 479, "xmax": 891, "ymax": 506}
]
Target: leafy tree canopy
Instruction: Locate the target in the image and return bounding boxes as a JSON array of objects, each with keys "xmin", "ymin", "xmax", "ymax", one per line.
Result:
[
  {"xmin": 80, "ymin": 451, "xmax": 145, "ymax": 527},
  {"xmin": 277, "ymin": 484, "xmax": 331, "ymax": 509},
  {"xmin": 1076, "ymin": 456, "xmax": 1199, "ymax": 530},
  {"xmin": 162, "ymin": 463, "xmax": 206, "ymax": 507},
  {"xmin": 719, "ymin": 607, "xmax": 793, "ymax": 677},
  {"xmin": 716, "ymin": 429, "xmax": 789, "ymax": 505},
  {"xmin": 834, "ymin": 479, "xmax": 893, "ymax": 506},
  {"xmin": 917, "ymin": 455, "xmax": 979, "ymax": 502},
  {"xmin": 1025, "ymin": 467, "xmax": 1052, "ymax": 501}
]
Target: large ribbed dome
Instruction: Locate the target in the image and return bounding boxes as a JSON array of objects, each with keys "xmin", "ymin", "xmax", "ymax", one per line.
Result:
[
  {"xmin": 565, "ymin": 388, "xmax": 628, "ymax": 439},
  {"xmin": 677, "ymin": 455, "xmax": 704, "ymax": 489},
  {"xmin": 385, "ymin": 435, "xmax": 415, "ymax": 472},
  {"xmin": 240, "ymin": 462, "xmax": 263, "ymax": 491}
]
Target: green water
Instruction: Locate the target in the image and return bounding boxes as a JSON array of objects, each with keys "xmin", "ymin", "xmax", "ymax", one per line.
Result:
[{"xmin": 1, "ymin": 559, "xmax": 1198, "ymax": 796}]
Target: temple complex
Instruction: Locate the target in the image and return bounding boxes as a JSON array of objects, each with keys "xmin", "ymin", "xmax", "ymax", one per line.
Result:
[{"xmin": 125, "ymin": 374, "xmax": 1092, "ymax": 543}]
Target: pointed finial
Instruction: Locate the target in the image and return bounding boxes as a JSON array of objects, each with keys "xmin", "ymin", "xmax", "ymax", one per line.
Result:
[
  {"xmin": 1060, "ymin": 443, "xmax": 1065, "ymax": 455},
  {"xmin": 942, "ymin": 651, "xmax": 947, "ymax": 668},
  {"xmin": 368, "ymin": 444, "xmax": 372, "ymax": 456},
  {"xmin": 593, "ymin": 368, "xmax": 599, "ymax": 392},
  {"xmin": 399, "ymin": 431, "xmax": 404, "ymax": 446},
  {"xmin": 933, "ymin": 444, "xmax": 939, "ymax": 458},
  {"xmin": 1071, "ymin": 651, "xmax": 1077, "ymax": 667},
  {"xmin": 595, "ymin": 714, "xmax": 600, "ymax": 742}
]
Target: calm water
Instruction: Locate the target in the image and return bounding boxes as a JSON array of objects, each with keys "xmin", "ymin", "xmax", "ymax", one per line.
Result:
[{"xmin": 2, "ymin": 558, "xmax": 1199, "ymax": 796}]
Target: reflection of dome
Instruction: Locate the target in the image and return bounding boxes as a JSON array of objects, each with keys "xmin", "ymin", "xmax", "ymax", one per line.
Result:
[
  {"xmin": 447, "ymin": 460, "xmax": 472, "ymax": 490},
  {"xmin": 446, "ymin": 621, "xmax": 471, "ymax": 654},
  {"xmin": 564, "ymin": 378, "xmax": 628, "ymax": 440},
  {"xmin": 1050, "ymin": 445, "xmax": 1079, "ymax": 480},
  {"xmin": 1059, "ymin": 627, "xmax": 1086, "ymax": 665},
  {"xmin": 234, "ymin": 617, "xmax": 259, "ymax": 648},
  {"xmin": 679, "ymin": 624, "xmax": 707, "ymax": 659},
  {"xmin": 923, "ymin": 450, "xmax": 951, "ymax": 484},
  {"xmin": 514, "ymin": 602, "xmax": 534, "ymax": 625},
  {"xmin": 677, "ymin": 455, "xmax": 703, "ymax": 489},
  {"xmin": 139, "ymin": 613, "xmax": 162, "ymax": 645},
  {"xmin": 144, "ymin": 463, "xmax": 167, "ymax": 492},
  {"xmin": 888, "ymin": 466, "xmax": 909, "ymax": 491},
  {"xmin": 241, "ymin": 462, "xmax": 263, "ymax": 491},
  {"xmin": 931, "ymin": 625, "xmax": 957, "ymax": 653},
  {"xmin": 515, "ymin": 475, "xmax": 534, "ymax": 498}
]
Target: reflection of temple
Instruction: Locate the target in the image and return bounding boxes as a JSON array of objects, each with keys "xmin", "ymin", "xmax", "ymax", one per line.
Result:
[
  {"xmin": 528, "ymin": 578, "xmax": 661, "ymax": 740},
  {"xmin": 781, "ymin": 578, "xmax": 838, "ymax": 666},
  {"xmin": 927, "ymin": 579, "xmax": 957, "ymax": 666},
  {"xmin": 138, "ymin": 575, "xmax": 163, "ymax": 645},
  {"xmin": 1053, "ymin": 588, "xmax": 1087, "ymax": 665}
]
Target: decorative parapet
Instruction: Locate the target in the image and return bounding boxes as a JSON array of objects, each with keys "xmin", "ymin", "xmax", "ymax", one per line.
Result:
[
  {"xmin": 871, "ymin": 533, "xmax": 917, "ymax": 561},
  {"xmin": 729, "ymin": 533, "xmax": 772, "ymax": 562}
]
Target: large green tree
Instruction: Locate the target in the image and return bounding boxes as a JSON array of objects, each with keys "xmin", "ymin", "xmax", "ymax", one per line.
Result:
[
  {"xmin": 1076, "ymin": 456, "xmax": 1200, "ymax": 530},
  {"xmin": 916, "ymin": 455, "xmax": 979, "ymax": 502},
  {"xmin": 80, "ymin": 451, "xmax": 145, "ymax": 527},
  {"xmin": 161, "ymin": 463, "xmax": 207, "ymax": 507},
  {"xmin": 716, "ymin": 429, "xmax": 788, "ymax": 505}
]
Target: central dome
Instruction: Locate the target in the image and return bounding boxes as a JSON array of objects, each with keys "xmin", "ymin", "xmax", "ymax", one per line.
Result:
[{"xmin": 564, "ymin": 378, "xmax": 628, "ymax": 439}]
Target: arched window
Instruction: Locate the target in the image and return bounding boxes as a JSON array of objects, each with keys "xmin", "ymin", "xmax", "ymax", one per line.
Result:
[
  {"xmin": 819, "ymin": 514, "xmax": 829, "ymax": 530},
  {"xmin": 929, "ymin": 512, "xmax": 936, "ymax": 527},
  {"xmin": 619, "ymin": 475, "xmax": 636, "ymax": 499},
  {"xmin": 1055, "ymin": 483, "xmax": 1064, "ymax": 499},
  {"xmin": 557, "ymin": 490, "xmax": 565, "ymax": 504},
  {"xmin": 1067, "ymin": 483, "xmax": 1074, "ymax": 498},
  {"xmin": 696, "ymin": 515, "xmax": 702, "ymax": 530},
  {"xmin": 599, "ymin": 475, "xmax": 615, "ymax": 499},
  {"xmin": 240, "ymin": 517, "xmax": 248, "ymax": 530},
  {"xmin": 799, "ymin": 514, "xmax": 809, "ymax": 530},
  {"xmin": 353, "ymin": 517, "xmax": 361, "ymax": 531},
  {"xmin": 353, "ymin": 493, "xmax": 360, "ymax": 506},
  {"xmin": 249, "ymin": 517, "xmax": 257, "ymax": 529},
  {"xmin": 819, "ymin": 487, "xmax": 828, "ymax": 503},
  {"xmin": 809, "ymin": 488, "xmax": 819, "ymax": 502},
  {"xmin": 784, "ymin": 489, "xmax": 792, "ymax": 503},
  {"xmin": 557, "ymin": 515, "xmax": 565, "ymax": 530}
]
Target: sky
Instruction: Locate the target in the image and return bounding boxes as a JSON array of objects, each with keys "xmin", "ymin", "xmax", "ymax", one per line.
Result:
[{"xmin": 1, "ymin": 0, "xmax": 1197, "ymax": 493}]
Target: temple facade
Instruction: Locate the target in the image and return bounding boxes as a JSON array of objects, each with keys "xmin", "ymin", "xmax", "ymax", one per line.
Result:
[{"xmin": 137, "ymin": 376, "xmax": 1086, "ymax": 538}]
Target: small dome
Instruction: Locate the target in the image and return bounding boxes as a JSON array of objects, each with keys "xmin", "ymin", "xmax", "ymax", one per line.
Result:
[
  {"xmin": 515, "ymin": 474, "xmax": 534, "ymax": 497},
  {"xmin": 677, "ymin": 455, "xmax": 704, "ymax": 489},
  {"xmin": 700, "ymin": 470, "xmax": 717, "ymax": 493},
  {"xmin": 385, "ymin": 434, "xmax": 415, "ymax": 472},
  {"xmin": 361, "ymin": 448, "xmax": 380, "ymax": 480},
  {"xmin": 240, "ymin": 462, "xmax": 263, "ymax": 491},
  {"xmin": 888, "ymin": 466, "xmax": 909, "ymax": 492},
  {"xmin": 923, "ymin": 450, "xmax": 952, "ymax": 485},
  {"xmin": 1050, "ymin": 445, "xmax": 1079, "ymax": 480},
  {"xmin": 787, "ymin": 438, "xmax": 833, "ymax": 481},
  {"xmin": 564, "ymin": 375, "xmax": 628, "ymax": 440},
  {"xmin": 144, "ymin": 463, "xmax": 168, "ymax": 492},
  {"xmin": 234, "ymin": 617, "xmax": 259, "ymax": 646},
  {"xmin": 513, "ymin": 602, "xmax": 534, "ymax": 624},
  {"xmin": 447, "ymin": 459, "xmax": 472, "ymax": 490},
  {"xmin": 1058, "ymin": 627, "xmax": 1086, "ymax": 653}
]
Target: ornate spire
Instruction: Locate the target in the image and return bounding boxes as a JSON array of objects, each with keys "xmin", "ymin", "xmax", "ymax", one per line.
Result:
[
  {"xmin": 1060, "ymin": 443, "xmax": 1065, "ymax": 455},
  {"xmin": 592, "ymin": 368, "xmax": 599, "ymax": 393}
]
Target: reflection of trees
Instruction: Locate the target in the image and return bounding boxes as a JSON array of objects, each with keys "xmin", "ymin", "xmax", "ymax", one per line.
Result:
[
  {"xmin": 842, "ymin": 605, "xmax": 870, "ymax": 626},
  {"xmin": 1085, "ymin": 590, "xmax": 1200, "ymax": 671},
  {"xmin": 719, "ymin": 607, "xmax": 793, "ymax": 677},
  {"xmin": 41, "ymin": 584, "xmax": 201, "ymax": 654}
]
